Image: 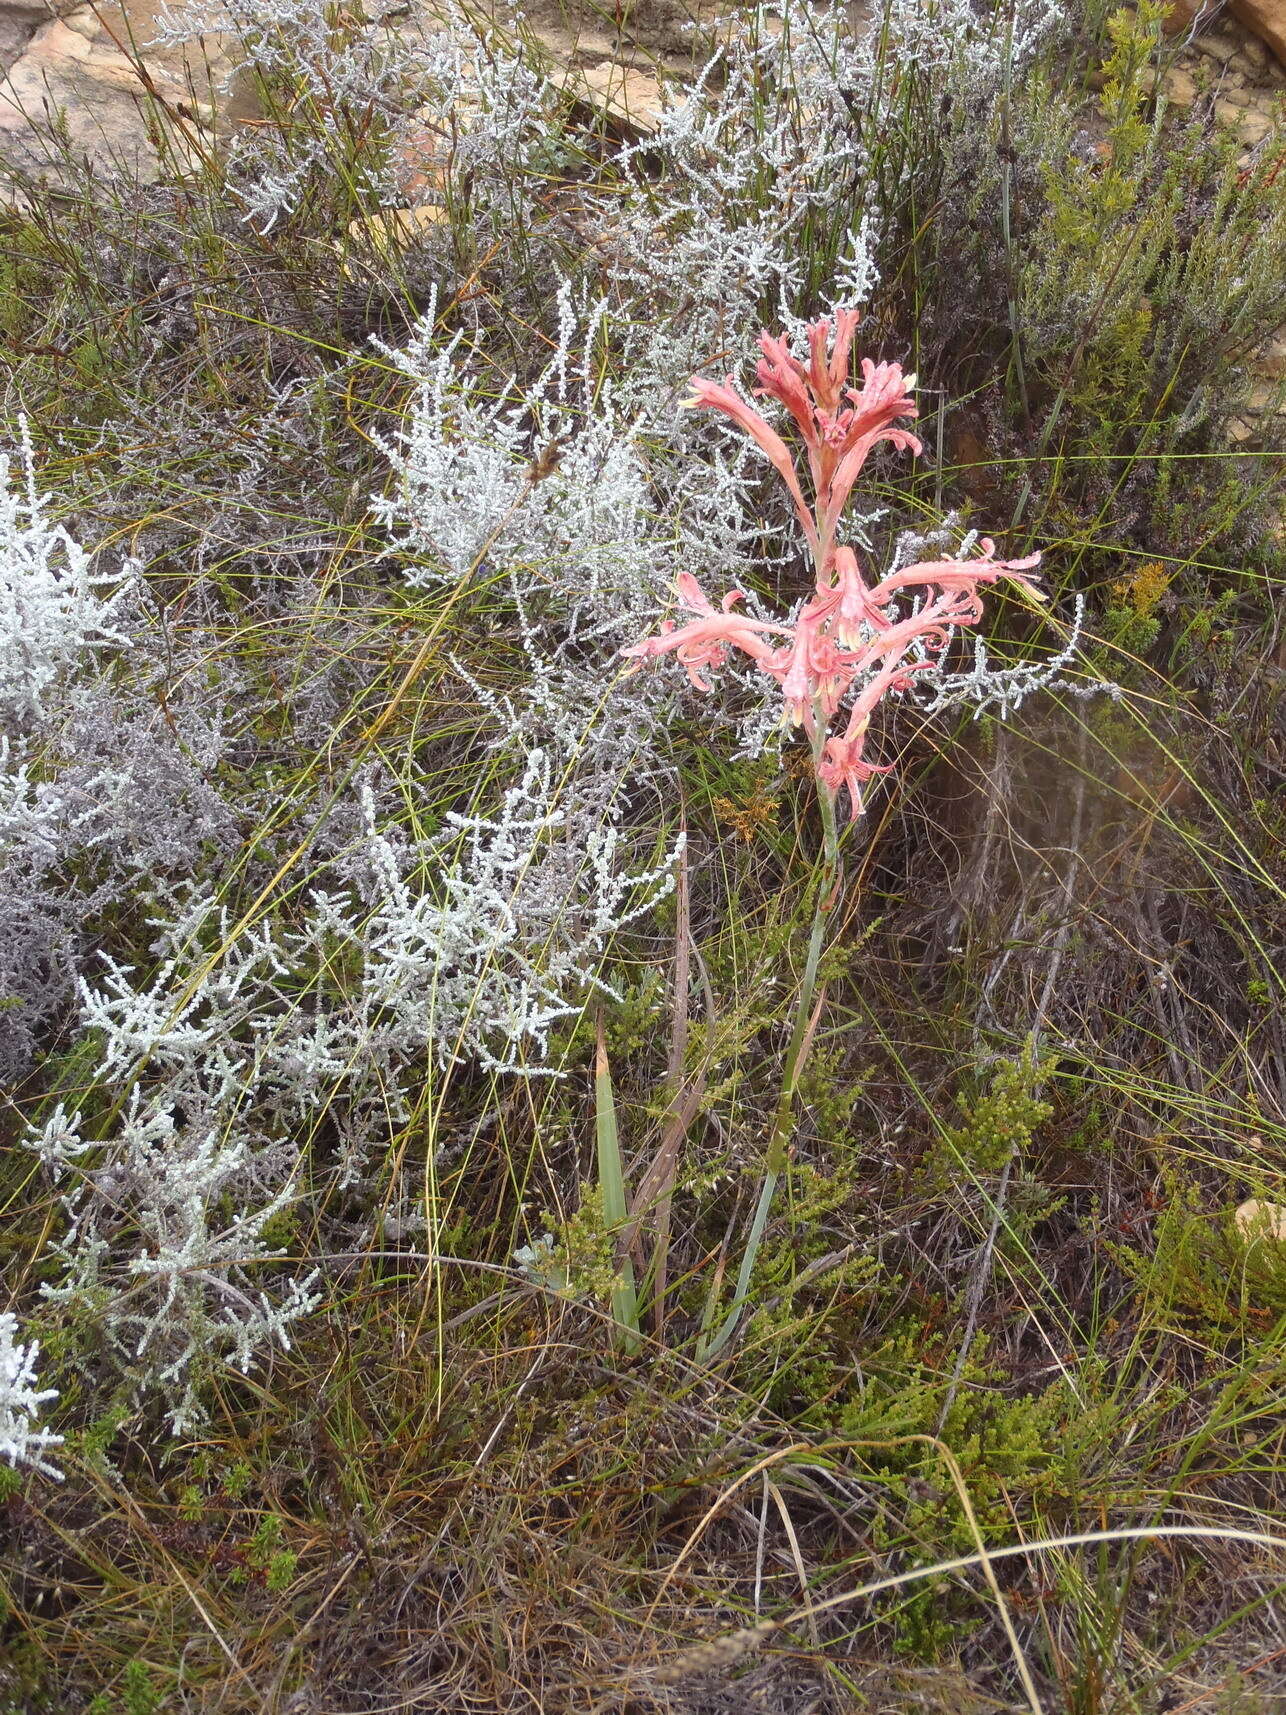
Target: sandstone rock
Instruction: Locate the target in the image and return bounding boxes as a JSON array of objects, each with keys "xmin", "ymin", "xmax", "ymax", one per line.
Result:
[
  {"xmin": 528, "ymin": 24, "xmax": 618, "ymax": 67},
  {"xmin": 1257, "ymin": 326, "xmax": 1286, "ymax": 379},
  {"xmin": 1162, "ymin": 64, "xmax": 1199, "ymax": 104},
  {"xmin": 1233, "ymin": 42, "xmax": 1270, "ymax": 75},
  {"xmin": 1212, "ymin": 95, "xmax": 1275, "ymax": 141},
  {"xmin": 1194, "ymin": 28, "xmax": 1242, "ymax": 64},
  {"xmin": 0, "ymin": 0, "xmax": 247, "ymax": 193},
  {"xmin": 567, "ymin": 61, "xmax": 667, "ymax": 133},
  {"xmin": 1161, "ymin": 0, "xmax": 1221, "ymax": 35},
  {"xmin": 1, "ymin": 17, "xmax": 180, "ymax": 178},
  {"xmin": 60, "ymin": 6, "xmax": 97, "ymax": 42},
  {"xmin": 348, "ymin": 204, "xmax": 448, "ymax": 243},
  {"xmin": 1234, "ymin": 1198, "xmax": 1286, "ymax": 1242},
  {"xmin": 0, "ymin": 1, "xmax": 48, "ymax": 74},
  {"xmin": 393, "ymin": 82, "xmax": 513, "ymax": 202},
  {"xmin": 396, "ymin": 110, "xmax": 458, "ymax": 202},
  {"xmin": 1238, "ymin": 102, "xmax": 1275, "ymax": 141},
  {"xmin": 79, "ymin": 0, "xmax": 243, "ymax": 111},
  {"xmin": 1229, "ymin": 0, "xmax": 1286, "ymax": 67},
  {"xmin": 1238, "ymin": 28, "xmax": 1271, "ymax": 68}
]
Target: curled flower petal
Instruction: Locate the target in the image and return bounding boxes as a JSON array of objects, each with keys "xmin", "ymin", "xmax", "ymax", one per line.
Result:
[
  {"xmin": 622, "ymin": 579, "xmax": 788, "ymax": 693},
  {"xmin": 823, "ymin": 545, "xmax": 894, "ymax": 646},
  {"xmin": 866, "ymin": 544, "xmax": 1044, "ymax": 613}
]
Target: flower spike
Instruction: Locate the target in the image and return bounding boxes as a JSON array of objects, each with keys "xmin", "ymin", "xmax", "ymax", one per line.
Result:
[{"xmin": 631, "ymin": 318, "xmax": 1047, "ymax": 819}]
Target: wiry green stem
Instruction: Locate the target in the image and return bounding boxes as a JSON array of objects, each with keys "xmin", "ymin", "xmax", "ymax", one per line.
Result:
[
  {"xmin": 703, "ymin": 723, "xmax": 843, "ymax": 1360},
  {"xmin": 596, "ymin": 1014, "xmax": 640, "ymax": 1353}
]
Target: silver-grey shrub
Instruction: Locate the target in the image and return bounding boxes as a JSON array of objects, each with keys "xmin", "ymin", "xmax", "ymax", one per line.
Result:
[{"xmin": 5, "ymin": 0, "xmax": 1081, "ymax": 1439}]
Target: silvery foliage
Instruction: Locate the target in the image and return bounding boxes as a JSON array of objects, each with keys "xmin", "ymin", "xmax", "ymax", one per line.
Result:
[
  {"xmin": 27, "ymin": 866, "xmax": 334, "ymax": 1433},
  {"xmin": 16, "ymin": 851, "xmax": 323, "ymax": 1435},
  {"xmin": 0, "ymin": 1314, "xmax": 62, "ymax": 1478},
  {"xmin": 68, "ymin": 750, "xmax": 680, "ymax": 1105},
  {"xmin": 388, "ymin": 14, "xmax": 562, "ymax": 230},
  {"xmin": 878, "ymin": 0, "xmax": 1063, "ymax": 77},
  {"xmin": 151, "ymin": 0, "xmax": 413, "ymax": 101},
  {"xmin": 34, "ymin": 733, "xmax": 679, "ymax": 1426},
  {"xmin": 601, "ymin": 6, "xmax": 873, "ymax": 391},
  {"xmin": 598, "ymin": 0, "xmax": 1064, "ymax": 392},
  {"xmin": 368, "ymin": 286, "xmax": 758, "ymax": 1076},
  {"xmin": 149, "ymin": 0, "xmax": 422, "ymax": 227},
  {"xmin": 149, "ymin": 0, "xmax": 559, "ymax": 232},
  {"xmin": 371, "ymin": 277, "xmax": 768, "ymax": 759},
  {"xmin": 31, "ymin": 1098, "xmax": 319, "ymax": 1438},
  {"xmin": 371, "ymin": 280, "xmax": 784, "ymax": 1038},
  {"xmin": 0, "ymin": 747, "xmax": 91, "ymax": 1082},
  {"xmin": 0, "ymin": 437, "xmax": 314, "ymax": 1425},
  {"xmin": 0, "ymin": 419, "xmax": 134, "ymax": 731},
  {"xmin": 11, "ymin": 307, "xmax": 698, "ymax": 1418},
  {"xmin": 0, "ymin": 429, "xmax": 146, "ymax": 1080},
  {"xmin": 314, "ymin": 762, "xmax": 683, "ymax": 1076},
  {"xmin": 0, "ymin": 635, "xmax": 242, "ymax": 1084},
  {"xmin": 371, "ymin": 283, "xmax": 660, "ymax": 602},
  {"xmin": 916, "ymin": 598, "xmax": 1098, "ymax": 722}
]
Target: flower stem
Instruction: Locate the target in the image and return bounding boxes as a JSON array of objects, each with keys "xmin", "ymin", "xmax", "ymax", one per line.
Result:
[{"xmin": 703, "ymin": 724, "xmax": 842, "ymax": 1359}]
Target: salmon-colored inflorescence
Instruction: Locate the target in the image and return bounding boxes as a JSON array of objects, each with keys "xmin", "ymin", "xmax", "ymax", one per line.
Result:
[{"xmin": 624, "ymin": 315, "xmax": 1044, "ymax": 817}]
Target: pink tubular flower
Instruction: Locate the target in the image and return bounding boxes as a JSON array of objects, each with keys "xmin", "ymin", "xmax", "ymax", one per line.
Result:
[
  {"xmin": 620, "ymin": 570, "xmax": 787, "ymax": 691},
  {"xmin": 817, "ymin": 654, "xmax": 941, "ymax": 817},
  {"xmin": 761, "ymin": 595, "xmax": 854, "ymax": 732},
  {"xmin": 863, "ymin": 538, "xmax": 1045, "ymax": 620},
  {"xmin": 630, "ymin": 318, "xmax": 1044, "ymax": 819},
  {"xmin": 683, "ymin": 376, "xmax": 821, "ymax": 562},
  {"xmin": 824, "ymin": 545, "xmax": 892, "ymax": 646}
]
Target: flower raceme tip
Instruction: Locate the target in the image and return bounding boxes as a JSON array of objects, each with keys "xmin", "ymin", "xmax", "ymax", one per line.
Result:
[{"xmin": 681, "ymin": 308, "xmax": 922, "ymax": 573}]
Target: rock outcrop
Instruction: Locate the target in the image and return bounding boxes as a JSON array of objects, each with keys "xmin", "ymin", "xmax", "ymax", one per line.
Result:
[
  {"xmin": 1229, "ymin": 0, "xmax": 1286, "ymax": 67},
  {"xmin": 0, "ymin": 0, "xmax": 237, "ymax": 192}
]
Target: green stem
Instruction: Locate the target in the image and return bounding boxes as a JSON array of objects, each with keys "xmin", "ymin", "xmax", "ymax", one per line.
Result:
[
  {"xmin": 596, "ymin": 1013, "xmax": 640, "ymax": 1353},
  {"xmin": 703, "ymin": 724, "xmax": 842, "ymax": 1360}
]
